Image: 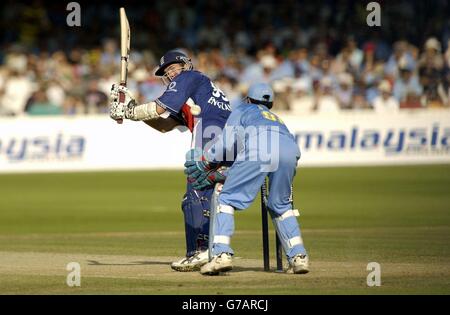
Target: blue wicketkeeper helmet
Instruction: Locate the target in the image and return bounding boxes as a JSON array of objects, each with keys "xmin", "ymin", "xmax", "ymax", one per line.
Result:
[{"xmin": 247, "ymin": 83, "xmax": 274, "ymax": 109}]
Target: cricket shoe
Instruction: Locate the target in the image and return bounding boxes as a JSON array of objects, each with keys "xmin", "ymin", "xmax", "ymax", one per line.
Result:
[
  {"xmin": 286, "ymin": 254, "xmax": 309, "ymax": 274},
  {"xmin": 200, "ymin": 253, "xmax": 233, "ymax": 275},
  {"xmin": 171, "ymin": 250, "xmax": 209, "ymax": 272}
]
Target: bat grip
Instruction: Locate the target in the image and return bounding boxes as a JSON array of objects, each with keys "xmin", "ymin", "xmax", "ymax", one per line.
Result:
[
  {"xmin": 116, "ymin": 83, "xmax": 126, "ymax": 124},
  {"xmin": 118, "ymin": 82, "xmax": 126, "ymax": 102}
]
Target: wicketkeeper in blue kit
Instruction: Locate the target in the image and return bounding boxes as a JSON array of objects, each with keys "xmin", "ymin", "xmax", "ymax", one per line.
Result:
[{"xmin": 185, "ymin": 83, "xmax": 309, "ymax": 275}]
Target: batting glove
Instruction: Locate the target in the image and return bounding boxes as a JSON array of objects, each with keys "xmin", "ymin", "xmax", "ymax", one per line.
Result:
[{"xmin": 110, "ymin": 84, "xmax": 136, "ymax": 121}]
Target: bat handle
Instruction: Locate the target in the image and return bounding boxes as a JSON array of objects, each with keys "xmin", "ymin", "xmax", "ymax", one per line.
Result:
[
  {"xmin": 116, "ymin": 82, "xmax": 126, "ymax": 124},
  {"xmin": 118, "ymin": 82, "xmax": 127, "ymax": 102}
]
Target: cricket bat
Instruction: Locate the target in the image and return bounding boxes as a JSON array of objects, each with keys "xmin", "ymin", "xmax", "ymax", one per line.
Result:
[{"xmin": 117, "ymin": 7, "xmax": 130, "ymax": 124}]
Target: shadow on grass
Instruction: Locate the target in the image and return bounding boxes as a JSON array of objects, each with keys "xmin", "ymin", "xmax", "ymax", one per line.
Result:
[
  {"xmin": 226, "ymin": 266, "xmax": 279, "ymax": 273},
  {"xmin": 86, "ymin": 260, "xmax": 278, "ymax": 273},
  {"xmin": 86, "ymin": 260, "xmax": 171, "ymax": 266}
]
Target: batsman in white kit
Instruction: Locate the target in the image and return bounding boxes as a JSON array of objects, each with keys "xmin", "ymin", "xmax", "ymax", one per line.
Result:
[{"xmin": 185, "ymin": 83, "xmax": 309, "ymax": 275}]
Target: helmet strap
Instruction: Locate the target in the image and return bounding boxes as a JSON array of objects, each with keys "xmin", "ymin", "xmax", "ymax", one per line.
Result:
[{"xmin": 247, "ymin": 97, "xmax": 273, "ymax": 109}]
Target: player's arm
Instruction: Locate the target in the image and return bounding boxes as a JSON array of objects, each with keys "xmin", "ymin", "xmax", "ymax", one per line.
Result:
[
  {"xmin": 110, "ymin": 72, "xmax": 196, "ymax": 123},
  {"xmin": 110, "ymin": 84, "xmax": 170, "ymax": 122},
  {"xmin": 142, "ymin": 116, "xmax": 182, "ymax": 133},
  {"xmin": 109, "ymin": 84, "xmax": 183, "ymax": 132}
]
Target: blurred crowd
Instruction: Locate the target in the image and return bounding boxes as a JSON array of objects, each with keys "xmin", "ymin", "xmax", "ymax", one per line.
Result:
[{"xmin": 0, "ymin": 0, "xmax": 449, "ymax": 116}]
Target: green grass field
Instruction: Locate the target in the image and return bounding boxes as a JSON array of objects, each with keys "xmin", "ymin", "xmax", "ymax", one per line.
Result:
[{"xmin": 0, "ymin": 165, "xmax": 449, "ymax": 294}]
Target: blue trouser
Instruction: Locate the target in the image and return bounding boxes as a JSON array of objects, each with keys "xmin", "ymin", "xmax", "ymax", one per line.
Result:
[
  {"xmin": 181, "ymin": 182, "xmax": 213, "ymax": 257},
  {"xmin": 212, "ymin": 136, "xmax": 307, "ymax": 259}
]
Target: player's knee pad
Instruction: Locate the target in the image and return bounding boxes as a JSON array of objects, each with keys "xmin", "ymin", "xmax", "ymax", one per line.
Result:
[
  {"xmin": 267, "ymin": 199, "xmax": 292, "ymax": 216},
  {"xmin": 211, "ymin": 204, "xmax": 235, "ymax": 256},
  {"xmin": 209, "ymin": 183, "xmax": 221, "ymax": 257},
  {"xmin": 270, "ymin": 209, "xmax": 306, "ymax": 258}
]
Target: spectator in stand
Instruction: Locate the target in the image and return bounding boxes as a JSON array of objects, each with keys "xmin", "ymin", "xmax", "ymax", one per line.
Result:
[
  {"xmin": 98, "ymin": 68, "xmax": 117, "ymax": 97},
  {"xmin": 26, "ymin": 89, "xmax": 62, "ymax": 116},
  {"xmin": 259, "ymin": 54, "xmax": 278, "ymax": 83},
  {"xmin": 221, "ymin": 53, "xmax": 243, "ymax": 82},
  {"xmin": 372, "ymin": 80, "xmax": 400, "ymax": 113},
  {"xmin": 272, "ymin": 78, "xmax": 292, "ymax": 112},
  {"xmin": 445, "ymin": 39, "xmax": 450, "ymax": 69},
  {"xmin": 335, "ymin": 73, "xmax": 354, "ymax": 109},
  {"xmin": 312, "ymin": 77, "xmax": 340, "ymax": 114},
  {"xmin": 133, "ymin": 68, "xmax": 166, "ymax": 102},
  {"xmin": 393, "ymin": 59, "xmax": 422, "ymax": 107},
  {"xmin": 308, "ymin": 53, "xmax": 324, "ymax": 81},
  {"xmin": 46, "ymin": 79, "xmax": 65, "ymax": 108},
  {"xmin": 295, "ymin": 47, "xmax": 311, "ymax": 75},
  {"xmin": 100, "ymin": 39, "xmax": 119, "ymax": 68},
  {"xmin": 361, "ymin": 42, "xmax": 385, "ymax": 104},
  {"xmin": 0, "ymin": 68, "xmax": 35, "ymax": 116},
  {"xmin": 419, "ymin": 37, "xmax": 445, "ymax": 70},
  {"xmin": 63, "ymin": 94, "xmax": 85, "ymax": 115},
  {"xmin": 320, "ymin": 58, "xmax": 337, "ymax": 89},
  {"xmin": 418, "ymin": 37, "xmax": 446, "ymax": 108},
  {"xmin": 289, "ymin": 77, "xmax": 314, "ymax": 115},
  {"xmin": 332, "ymin": 45, "xmax": 353, "ymax": 76},
  {"xmin": 84, "ymin": 80, "xmax": 108, "ymax": 114},
  {"xmin": 0, "ymin": 67, "xmax": 7, "ymax": 115},
  {"xmin": 240, "ymin": 53, "xmax": 278, "ymax": 86},
  {"xmin": 48, "ymin": 51, "xmax": 75, "ymax": 90},
  {"xmin": 385, "ymin": 41, "xmax": 416, "ymax": 79},
  {"xmin": 271, "ymin": 50, "xmax": 295, "ymax": 81},
  {"xmin": 352, "ymin": 89, "xmax": 370, "ymax": 111},
  {"xmin": 443, "ymin": 40, "xmax": 450, "ymax": 107},
  {"xmin": 346, "ymin": 37, "xmax": 364, "ymax": 73}
]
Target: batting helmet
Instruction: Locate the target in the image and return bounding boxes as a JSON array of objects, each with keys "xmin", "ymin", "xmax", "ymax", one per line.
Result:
[{"xmin": 155, "ymin": 50, "xmax": 193, "ymax": 76}]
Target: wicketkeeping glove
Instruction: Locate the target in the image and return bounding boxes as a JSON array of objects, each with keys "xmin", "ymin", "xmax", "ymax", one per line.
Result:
[
  {"xmin": 184, "ymin": 148, "xmax": 216, "ymax": 181},
  {"xmin": 191, "ymin": 167, "xmax": 227, "ymax": 190}
]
